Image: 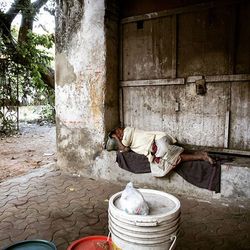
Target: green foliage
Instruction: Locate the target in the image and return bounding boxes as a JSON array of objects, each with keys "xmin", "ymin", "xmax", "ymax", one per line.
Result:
[
  {"xmin": 39, "ymin": 104, "xmax": 55, "ymax": 123},
  {"xmin": 0, "ymin": 34, "xmax": 7, "ymax": 56},
  {"xmin": 11, "ymin": 26, "xmax": 19, "ymax": 41},
  {"xmin": 0, "ymin": 0, "xmax": 55, "ymax": 133},
  {"xmin": 16, "ymin": 30, "xmax": 54, "ymax": 89},
  {"xmin": 1, "ymin": 27, "xmax": 54, "ymax": 90},
  {"xmin": 0, "ymin": 30, "xmax": 55, "ymax": 132},
  {"xmin": 0, "ymin": 113, "xmax": 17, "ymax": 135}
]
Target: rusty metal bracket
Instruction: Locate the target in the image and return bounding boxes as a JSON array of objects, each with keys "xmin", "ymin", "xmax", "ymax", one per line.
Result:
[{"xmin": 195, "ymin": 78, "xmax": 207, "ymax": 95}]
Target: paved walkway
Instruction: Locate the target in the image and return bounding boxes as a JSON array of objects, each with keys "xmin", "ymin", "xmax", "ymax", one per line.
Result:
[{"xmin": 0, "ymin": 165, "xmax": 249, "ymax": 250}]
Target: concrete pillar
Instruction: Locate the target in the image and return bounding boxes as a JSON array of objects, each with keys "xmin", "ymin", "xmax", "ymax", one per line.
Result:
[{"xmin": 55, "ymin": 0, "xmax": 119, "ymax": 173}]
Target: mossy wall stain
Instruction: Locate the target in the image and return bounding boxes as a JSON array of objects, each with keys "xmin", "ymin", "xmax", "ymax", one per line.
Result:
[
  {"xmin": 57, "ymin": 120, "xmax": 103, "ymax": 170},
  {"xmin": 56, "ymin": 0, "xmax": 84, "ymax": 53}
]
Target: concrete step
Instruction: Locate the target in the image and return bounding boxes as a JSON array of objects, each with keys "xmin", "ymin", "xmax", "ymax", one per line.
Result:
[
  {"xmin": 220, "ymin": 157, "xmax": 250, "ymax": 202},
  {"xmin": 86, "ymin": 151, "xmax": 250, "ymax": 205}
]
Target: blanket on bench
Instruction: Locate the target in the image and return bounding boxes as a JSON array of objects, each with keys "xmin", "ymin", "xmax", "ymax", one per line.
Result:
[{"xmin": 116, "ymin": 151, "xmax": 232, "ymax": 193}]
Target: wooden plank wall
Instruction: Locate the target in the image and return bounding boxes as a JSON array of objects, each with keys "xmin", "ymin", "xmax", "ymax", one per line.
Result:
[
  {"xmin": 177, "ymin": 7, "xmax": 233, "ymax": 77},
  {"xmin": 122, "ymin": 16, "xmax": 174, "ymax": 80},
  {"xmin": 230, "ymin": 83, "xmax": 250, "ymax": 150},
  {"xmin": 120, "ymin": 0, "xmax": 250, "ymax": 153}
]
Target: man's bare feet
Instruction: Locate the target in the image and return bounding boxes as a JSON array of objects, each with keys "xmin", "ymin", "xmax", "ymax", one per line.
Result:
[
  {"xmin": 200, "ymin": 151, "xmax": 214, "ymax": 164},
  {"xmin": 194, "ymin": 151, "xmax": 214, "ymax": 164},
  {"xmin": 180, "ymin": 151, "xmax": 214, "ymax": 164}
]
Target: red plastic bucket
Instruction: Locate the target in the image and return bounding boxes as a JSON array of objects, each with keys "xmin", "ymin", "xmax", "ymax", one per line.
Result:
[{"xmin": 67, "ymin": 235, "xmax": 113, "ymax": 250}]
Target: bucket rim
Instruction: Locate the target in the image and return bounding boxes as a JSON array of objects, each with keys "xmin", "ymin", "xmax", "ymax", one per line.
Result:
[
  {"xmin": 109, "ymin": 211, "xmax": 181, "ymax": 230},
  {"xmin": 110, "ymin": 227, "xmax": 179, "ymax": 245},
  {"xmin": 3, "ymin": 239, "xmax": 57, "ymax": 250},
  {"xmin": 109, "ymin": 219, "xmax": 180, "ymax": 239},
  {"xmin": 109, "ymin": 189, "xmax": 181, "ymax": 224},
  {"xmin": 67, "ymin": 235, "xmax": 112, "ymax": 250}
]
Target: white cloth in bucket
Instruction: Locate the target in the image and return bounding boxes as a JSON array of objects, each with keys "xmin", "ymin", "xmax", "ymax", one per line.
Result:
[{"xmin": 119, "ymin": 182, "xmax": 149, "ymax": 215}]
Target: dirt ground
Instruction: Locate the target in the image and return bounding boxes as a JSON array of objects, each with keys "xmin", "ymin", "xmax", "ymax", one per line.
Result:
[{"xmin": 0, "ymin": 123, "xmax": 56, "ymax": 182}]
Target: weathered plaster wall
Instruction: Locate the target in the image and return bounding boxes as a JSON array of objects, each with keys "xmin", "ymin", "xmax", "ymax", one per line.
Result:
[
  {"xmin": 55, "ymin": 0, "xmax": 119, "ymax": 172},
  {"xmin": 55, "ymin": 0, "xmax": 250, "ymax": 203}
]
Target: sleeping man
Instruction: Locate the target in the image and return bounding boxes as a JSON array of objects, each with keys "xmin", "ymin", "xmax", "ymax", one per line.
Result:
[{"xmin": 110, "ymin": 127, "xmax": 214, "ymax": 177}]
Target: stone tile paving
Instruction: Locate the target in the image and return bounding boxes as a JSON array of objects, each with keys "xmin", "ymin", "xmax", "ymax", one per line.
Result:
[{"xmin": 0, "ymin": 165, "xmax": 249, "ymax": 250}]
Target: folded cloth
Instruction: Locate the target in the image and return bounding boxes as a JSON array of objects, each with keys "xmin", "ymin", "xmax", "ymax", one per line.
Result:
[
  {"xmin": 116, "ymin": 151, "xmax": 151, "ymax": 174},
  {"xmin": 116, "ymin": 151, "xmax": 228, "ymax": 193},
  {"xmin": 174, "ymin": 154, "xmax": 232, "ymax": 193},
  {"xmin": 174, "ymin": 160, "xmax": 221, "ymax": 193}
]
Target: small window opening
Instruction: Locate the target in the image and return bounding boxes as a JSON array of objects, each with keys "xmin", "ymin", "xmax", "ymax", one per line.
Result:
[{"xmin": 137, "ymin": 20, "xmax": 144, "ymax": 29}]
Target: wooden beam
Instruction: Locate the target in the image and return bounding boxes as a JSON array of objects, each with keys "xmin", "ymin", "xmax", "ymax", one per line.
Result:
[
  {"xmin": 205, "ymin": 74, "xmax": 250, "ymax": 82},
  {"xmin": 122, "ymin": 74, "xmax": 250, "ymax": 88},
  {"xmin": 186, "ymin": 76, "xmax": 203, "ymax": 83},
  {"xmin": 120, "ymin": 78, "xmax": 185, "ymax": 87},
  {"xmin": 183, "ymin": 144, "xmax": 250, "ymax": 156},
  {"xmin": 121, "ymin": 0, "xmax": 242, "ymax": 24},
  {"xmin": 187, "ymin": 74, "xmax": 250, "ymax": 83}
]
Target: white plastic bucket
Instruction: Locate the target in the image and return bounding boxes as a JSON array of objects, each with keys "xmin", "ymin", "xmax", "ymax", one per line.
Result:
[{"xmin": 109, "ymin": 189, "xmax": 181, "ymax": 250}]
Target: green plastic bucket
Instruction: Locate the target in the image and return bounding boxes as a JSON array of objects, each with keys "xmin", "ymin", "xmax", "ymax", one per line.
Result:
[{"xmin": 3, "ymin": 239, "xmax": 57, "ymax": 250}]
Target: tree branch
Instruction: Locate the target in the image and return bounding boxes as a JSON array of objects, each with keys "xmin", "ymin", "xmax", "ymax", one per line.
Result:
[
  {"xmin": 6, "ymin": 0, "xmax": 26, "ymax": 23},
  {"xmin": 0, "ymin": 0, "xmax": 54, "ymax": 90},
  {"xmin": 32, "ymin": 0, "xmax": 49, "ymax": 13},
  {"xmin": 18, "ymin": 0, "xmax": 49, "ymax": 43},
  {"xmin": 41, "ymin": 67, "xmax": 55, "ymax": 89},
  {"xmin": 18, "ymin": 0, "xmax": 34, "ymax": 43}
]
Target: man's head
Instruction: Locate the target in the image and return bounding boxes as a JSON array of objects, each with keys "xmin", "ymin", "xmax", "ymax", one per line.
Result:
[{"xmin": 109, "ymin": 127, "xmax": 124, "ymax": 140}]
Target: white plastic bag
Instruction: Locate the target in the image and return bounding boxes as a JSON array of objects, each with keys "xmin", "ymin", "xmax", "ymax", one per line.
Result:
[{"xmin": 119, "ymin": 182, "xmax": 149, "ymax": 215}]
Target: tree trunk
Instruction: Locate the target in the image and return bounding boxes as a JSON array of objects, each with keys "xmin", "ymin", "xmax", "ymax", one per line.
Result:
[{"xmin": 0, "ymin": 0, "xmax": 55, "ymax": 90}]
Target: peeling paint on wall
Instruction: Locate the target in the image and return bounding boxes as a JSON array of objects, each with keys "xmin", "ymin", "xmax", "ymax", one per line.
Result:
[
  {"xmin": 89, "ymin": 79, "xmax": 104, "ymax": 123},
  {"xmin": 56, "ymin": 0, "xmax": 119, "ymax": 172},
  {"xmin": 56, "ymin": 53, "xmax": 76, "ymax": 86}
]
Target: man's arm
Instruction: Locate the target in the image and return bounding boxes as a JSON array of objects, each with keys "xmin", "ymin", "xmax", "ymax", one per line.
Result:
[{"xmin": 112, "ymin": 134, "xmax": 130, "ymax": 152}]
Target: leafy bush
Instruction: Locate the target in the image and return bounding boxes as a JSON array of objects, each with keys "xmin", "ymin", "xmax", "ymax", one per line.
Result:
[{"xmin": 39, "ymin": 104, "xmax": 55, "ymax": 123}]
